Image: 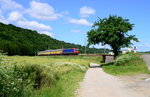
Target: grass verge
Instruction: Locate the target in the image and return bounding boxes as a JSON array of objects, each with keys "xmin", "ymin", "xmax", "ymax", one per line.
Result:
[
  {"xmin": 31, "ymin": 70, "xmax": 84, "ymax": 97},
  {"xmin": 102, "ymin": 53, "xmax": 150, "ymax": 75}
]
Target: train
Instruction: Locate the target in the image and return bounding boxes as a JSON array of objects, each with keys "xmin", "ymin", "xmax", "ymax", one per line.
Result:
[{"xmin": 37, "ymin": 48, "xmax": 79, "ymax": 56}]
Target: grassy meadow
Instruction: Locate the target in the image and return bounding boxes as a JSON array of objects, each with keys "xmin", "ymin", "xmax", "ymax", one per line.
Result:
[
  {"xmin": 0, "ymin": 54, "xmax": 101, "ymax": 97},
  {"xmin": 1, "ymin": 52, "xmax": 149, "ymax": 97},
  {"xmin": 102, "ymin": 53, "xmax": 150, "ymax": 75}
]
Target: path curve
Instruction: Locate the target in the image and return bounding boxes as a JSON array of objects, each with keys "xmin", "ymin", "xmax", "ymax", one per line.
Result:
[{"xmin": 76, "ymin": 63, "xmax": 143, "ymax": 97}]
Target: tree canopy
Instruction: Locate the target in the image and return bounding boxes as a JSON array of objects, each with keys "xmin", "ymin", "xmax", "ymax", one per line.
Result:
[{"xmin": 87, "ymin": 15, "xmax": 138, "ymax": 57}]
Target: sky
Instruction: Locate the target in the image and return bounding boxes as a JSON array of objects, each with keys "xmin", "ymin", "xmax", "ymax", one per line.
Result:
[{"xmin": 0, "ymin": 0, "xmax": 150, "ymax": 51}]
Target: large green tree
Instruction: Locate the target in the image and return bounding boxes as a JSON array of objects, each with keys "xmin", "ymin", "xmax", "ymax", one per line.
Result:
[{"xmin": 87, "ymin": 15, "xmax": 138, "ymax": 58}]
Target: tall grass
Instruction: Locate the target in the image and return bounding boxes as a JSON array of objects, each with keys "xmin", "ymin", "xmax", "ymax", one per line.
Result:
[
  {"xmin": 0, "ymin": 55, "xmax": 101, "ymax": 97},
  {"xmin": 31, "ymin": 70, "xmax": 84, "ymax": 97},
  {"xmin": 0, "ymin": 54, "xmax": 32, "ymax": 97},
  {"xmin": 102, "ymin": 53, "xmax": 150, "ymax": 75}
]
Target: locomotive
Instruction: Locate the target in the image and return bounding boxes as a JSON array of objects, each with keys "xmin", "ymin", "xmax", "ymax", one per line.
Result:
[{"xmin": 37, "ymin": 48, "xmax": 79, "ymax": 56}]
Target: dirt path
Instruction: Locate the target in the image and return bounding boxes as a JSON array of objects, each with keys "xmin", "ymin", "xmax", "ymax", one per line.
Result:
[
  {"xmin": 119, "ymin": 74, "xmax": 150, "ymax": 97},
  {"xmin": 76, "ymin": 63, "xmax": 143, "ymax": 97}
]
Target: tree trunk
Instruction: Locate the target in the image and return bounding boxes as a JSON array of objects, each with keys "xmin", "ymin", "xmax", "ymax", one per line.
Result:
[{"xmin": 112, "ymin": 48, "xmax": 120, "ymax": 59}]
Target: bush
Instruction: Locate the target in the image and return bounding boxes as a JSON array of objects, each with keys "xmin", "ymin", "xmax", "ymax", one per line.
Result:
[
  {"xmin": 0, "ymin": 64, "xmax": 32, "ymax": 97},
  {"xmin": 114, "ymin": 53, "xmax": 138, "ymax": 65},
  {"xmin": 103, "ymin": 53, "xmax": 150, "ymax": 75},
  {"xmin": 22, "ymin": 64, "xmax": 56, "ymax": 89},
  {"xmin": 0, "ymin": 53, "xmax": 56, "ymax": 97}
]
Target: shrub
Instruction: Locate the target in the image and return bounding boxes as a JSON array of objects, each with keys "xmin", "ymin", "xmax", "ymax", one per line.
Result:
[
  {"xmin": 0, "ymin": 53, "xmax": 33, "ymax": 97},
  {"xmin": 0, "ymin": 64, "xmax": 32, "ymax": 97},
  {"xmin": 114, "ymin": 53, "xmax": 138, "ymax": 65},
  {"xmin": 103, "ymin": 53, "xmax": 150, "ymax": 75},
  {"xmin": 0, "ymin": 53, "xmax": 56, "ymax": 97},
  {"xmin": 22, "ymin": 64, "xmax": 56, "ymax": 89}
]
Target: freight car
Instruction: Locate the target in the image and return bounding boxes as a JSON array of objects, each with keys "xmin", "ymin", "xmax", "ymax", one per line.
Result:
[{"xmin": 37, "ymin": 48, "xmax": 79, "ymax": 56}]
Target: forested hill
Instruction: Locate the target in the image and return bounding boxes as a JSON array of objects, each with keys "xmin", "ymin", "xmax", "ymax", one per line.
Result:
[{"xmin": 0, "ymin": 23, "xmax": 110, "ymax": 55}]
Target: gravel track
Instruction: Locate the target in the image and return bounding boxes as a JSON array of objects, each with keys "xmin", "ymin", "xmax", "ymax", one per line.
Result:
[{"xmin": 76, "ymin": 63, "xmax": 143, "ymax": 97}]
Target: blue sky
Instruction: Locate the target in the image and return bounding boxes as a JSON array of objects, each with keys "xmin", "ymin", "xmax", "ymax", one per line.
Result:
[{"xmin": 0, "ymin": 0, "xmax": 150, "ymax": 51}]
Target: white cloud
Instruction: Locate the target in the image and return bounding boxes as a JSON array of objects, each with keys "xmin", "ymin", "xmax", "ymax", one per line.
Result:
[
  {"xmin": 0, "ymin": 15, "xmax": 8, "ymax": 24},
  {"xmin": 0, "ymin": 0, "xmax": 53, "ymax": 37},
  {"xmin": 26, "ymin": 1, "xmax": 62, "ymax": 20},
  {"xmin": 40, "ymin": 31, "xmax": 53, "ymax": 37},
  {"xmin": 17, "ymin": 20, "xmax": 52, "ymax": 31},
  {"xmin": 7, "ymin": 11, "xmax": 25, "ymax": 22},
  {"xmin": 80, "ymin": 6, "xmax": 96, "ymax": 17},
  {"xmin": 17, "ymin": 20, "xmax": 53, "ymax": 37},
  {"xmin": 0, "ymin": 0, "xmax": 23, "ymax": 11},
  {"xmin": 67, "ymin": 18, "xmax": 92, "ymax": 26}
]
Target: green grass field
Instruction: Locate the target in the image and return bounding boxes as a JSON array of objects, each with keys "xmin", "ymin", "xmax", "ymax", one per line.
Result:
[
  {"xmin": 2, "ymin": 53, "xmax": 149, "ymax": 97},
  {"xmin": 0, "ymin": 55, "xmax": 101, "ymax": 97},
  {"xmin": 102, "ymin": 53, "xmax": 150, "ymax": 75},
  {"xmin": 8, "ymin": 55, "xmax": 101, "ymax": 66}
]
